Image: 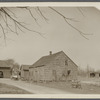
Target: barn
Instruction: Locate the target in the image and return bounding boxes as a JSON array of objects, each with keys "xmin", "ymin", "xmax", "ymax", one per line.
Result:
[
  {"xmin": 0, "ymin": 60, "xmax": 12, "ymax": 78},
  {"xmin": 29, "ymin": 51, "xmax": 78, "ymax": 82},
  {"xmin": 20, "ymin": 65, "xmax": 30, "ymax": 80}
]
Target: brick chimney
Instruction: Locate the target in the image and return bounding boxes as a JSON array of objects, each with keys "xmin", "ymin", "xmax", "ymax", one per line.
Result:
[{"xmin": 49, "ymin": 51, "xmax": 52, "ymax": 55}]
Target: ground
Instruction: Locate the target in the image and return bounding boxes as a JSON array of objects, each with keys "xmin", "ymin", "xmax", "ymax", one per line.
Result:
[
  {"xmin": 0, "ymin": 83, "xmax": 31, "ymax": 94},
  {"xmin": 0, "ymin": 79, "xmax": 70, "ymax": 94},
  {"xmin": 35, "ymin": 81, "xmax": 100, "ymax": 94},
  {"xmin": 1, "ymin": 77, "xmax": 100, "ymax": 94}
]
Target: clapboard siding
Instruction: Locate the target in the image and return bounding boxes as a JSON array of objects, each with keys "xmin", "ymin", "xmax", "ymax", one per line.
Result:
[
  {"xmin": 29, "ymin": 51, "xmax": 78, "ymax": 82},
  {"xmin": 20, "ymin": 65, "xmax": 30, "ymax": 80},
  {"xmin": 0, "ymin": 69, "xmax": 11, "ymax": 78}
]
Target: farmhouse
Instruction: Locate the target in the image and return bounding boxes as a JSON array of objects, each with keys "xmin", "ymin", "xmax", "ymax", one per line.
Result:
[
  {"xmin": 20, "ymin": 65, "xmax": 30, "ymax": 80},
  {"xmin": 29, "ymin": 51, "xmax": 78, "ymax": 82},
  {"xmin": 0, "ymin": 60, "xmax": 12, "ymax": 78}
]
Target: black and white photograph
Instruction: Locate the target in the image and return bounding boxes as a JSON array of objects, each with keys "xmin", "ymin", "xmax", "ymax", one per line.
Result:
[{"xmin": 0, "ymin": 3, "xmax": 100, "ymax": 96}]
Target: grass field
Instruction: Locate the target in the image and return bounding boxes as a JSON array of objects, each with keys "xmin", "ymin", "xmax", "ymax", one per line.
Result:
[
  {"xmin": 1, "ymin": 77, "xmax": 100, "ymax": 94},
  {"xmin": 0, "ymin": 83, "xmax": 31, "ymax": 94},
  {"xmin": 33, "ymin": 81, "xmax": 100, "ymax": 94}
]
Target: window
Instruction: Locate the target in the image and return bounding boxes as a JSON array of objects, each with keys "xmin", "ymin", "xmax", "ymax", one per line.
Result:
[
  {"xmin": 65, "ymin": 60, "xmax": 68, "ymax": 66},
  {"xmin": 55, "ymin": 59, "xmax": 59, "ymax": 65},
  {"xmin": 67, "ymin": 70, "xmax": 71, "ymax": 75},
  {"xmin": 90, "ymin": 73, "xmax": 95, "ymax": 77}
]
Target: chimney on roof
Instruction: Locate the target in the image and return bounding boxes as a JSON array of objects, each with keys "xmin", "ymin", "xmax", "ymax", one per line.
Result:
[{"xmin": 49, "ymin": 51, "xmax": 52, "ymax": 55}]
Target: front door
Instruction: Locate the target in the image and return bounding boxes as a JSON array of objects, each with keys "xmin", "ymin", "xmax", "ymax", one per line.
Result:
[{"xmin": 52, "ymin": 70, "xmax": 57, "ymax": 81}]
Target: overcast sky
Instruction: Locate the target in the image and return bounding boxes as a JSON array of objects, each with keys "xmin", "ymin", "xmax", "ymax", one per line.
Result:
[{"xmin": 0, "ymin": 7, "xmax": 100, "ymax": 70}]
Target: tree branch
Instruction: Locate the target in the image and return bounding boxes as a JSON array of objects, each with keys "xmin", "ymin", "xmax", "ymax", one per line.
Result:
[
  {"xmin": 37, "ymin": 7, "xmax": 48, "ymax": 22},
  {"xmin": 49, "ymin": 7, "xmax": 93, "ymax": 40},
  {"xmin": 0, "ymin": 7, "xmax": 45, "ymax": 38}
]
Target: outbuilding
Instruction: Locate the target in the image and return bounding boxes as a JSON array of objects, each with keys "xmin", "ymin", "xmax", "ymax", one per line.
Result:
[
  {"xmin": 89, "ymin": 71, "xmax": 100, "ymax": 78},
  {"xmin": 0, "ymin": 60, "xmax": 12, "ymax": 78},
  {"xmin": 20, "ymin": 65, "xmax": 30, "ymax": 80}
]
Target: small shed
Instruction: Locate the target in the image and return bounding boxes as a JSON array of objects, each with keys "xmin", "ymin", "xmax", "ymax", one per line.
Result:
[
  {"xmin": 20, "ymin": 65, "xmax": 30, "ymax": 80},
  {"xmin": 89, "ymin": 71, "xmax": 100, "ymax": 78},
  {"xmin": 0, "ymin": 60, "xmax": 12, "ymax": 78}
]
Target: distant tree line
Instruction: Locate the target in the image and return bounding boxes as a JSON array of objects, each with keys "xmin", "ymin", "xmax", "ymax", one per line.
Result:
[{"xmin": 78, "ymin": 65, "xmax": 95, "ymax": 77}]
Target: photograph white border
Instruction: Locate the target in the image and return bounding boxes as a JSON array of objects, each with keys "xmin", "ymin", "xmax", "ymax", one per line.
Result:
[{"xmin": 0, "ymin": 2, "xmax": 100, "ymax": 98}]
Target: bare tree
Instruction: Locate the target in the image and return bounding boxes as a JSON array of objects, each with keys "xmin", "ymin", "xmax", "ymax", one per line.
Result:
[
  {"xmin": 0, "ymin": 7, "xmax": 92, "ymax": 45},
  {"xmin": 6, "ymin": 59, "xmax": 20, "ymax": 75}
]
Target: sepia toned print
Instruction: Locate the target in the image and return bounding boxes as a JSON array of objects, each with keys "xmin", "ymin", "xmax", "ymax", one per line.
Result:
[{"xmin": 0, "ymin": 6, "xmax": 100, "ymax": 95}]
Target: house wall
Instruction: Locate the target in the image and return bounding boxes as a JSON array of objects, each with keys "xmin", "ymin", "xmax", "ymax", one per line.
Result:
[
  {"xmin": 92, "ymin": 73, "xmax": 100, "ymax": 78},
  {"xmin": 29, "ymin": 66, "xmax": 52, "ymax": 82},
  {"xmin": 29, "ymin": 67, "xmax": 37, "ymax": 81},
  {"xmin": 49, "ymin": 52, "xmax": 78, "ymax": 81},
  {"xmin": 21, "ymin": 67, "xmax": 29, "ymax": 80},
  {"xmin": 0, "ymin": 68, "xmax": 11, "ymax": 78},
  {"xmin": 20, "ymin": 67, "xmax": 24, "ymax": 79},
  {"xmin": 24, "ymin": 70, "xmax": 29, "ymax": 80},
  {"xmin": 43, "ymin": 66, "xmax": 53, "ymax": 81}
]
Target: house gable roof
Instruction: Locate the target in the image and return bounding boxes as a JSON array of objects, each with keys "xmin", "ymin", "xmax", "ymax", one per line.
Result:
[
  {"xmin": 30, "ymin": 51, "xmax": 62, "ymax": 68},
  {"xmin": 0, "ymin": 60, "xmax": 12, "ymax": 68},
  {"xmin": 30, "ymin": 51, "xmax": 78, "ymax": 68},
  {"xmin": 62, "ymin": 51, "xmax": 78, "ymax": 68},
  {"xmin": 21, "ymin": 65, "xmax": 30, "ymax": 70}
]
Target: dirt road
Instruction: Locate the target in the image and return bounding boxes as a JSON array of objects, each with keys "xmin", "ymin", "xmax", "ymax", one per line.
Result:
[{"xmin": 0, "ymin": 79, "xmax": 71, "ymax": 94}]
